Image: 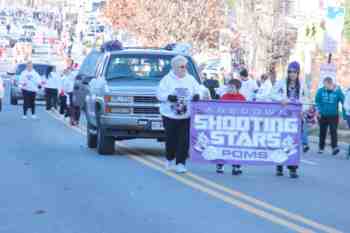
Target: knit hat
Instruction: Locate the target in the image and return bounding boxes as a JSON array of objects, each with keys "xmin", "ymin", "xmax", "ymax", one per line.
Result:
[
  {"xmin": 288, "ymin": 61, "xmax": 300, "ymax": 73},
  {"xmin": 323, "ymin": 76, "xmax": 333, "ymax": 83}
]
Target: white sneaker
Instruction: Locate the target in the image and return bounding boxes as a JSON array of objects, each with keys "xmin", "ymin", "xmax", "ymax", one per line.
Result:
[
  {"xmin": 175, "ymin": 164, "xmax": 187, "ymax": 174},
  {"xmin": 165, "ymin": 159, "xmax": 175, "ymax": 171},
  {"xmin": 31, "ymin": 115, "xmax": 37, "ymax": 119},
  {"xmin": 22, "ymin": 115, "xmax": 27, "ymax": 119}
]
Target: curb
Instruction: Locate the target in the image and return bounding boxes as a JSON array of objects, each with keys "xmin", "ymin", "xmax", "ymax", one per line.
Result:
[{"xmin": 309, "ymin": 136, "xmax": 348, "ymax": 149}]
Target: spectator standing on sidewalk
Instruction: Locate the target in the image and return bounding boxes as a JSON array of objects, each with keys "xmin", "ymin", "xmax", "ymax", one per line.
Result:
[
  {"xmin": 269, "ymin": 61, "xmax": 310, "ymax": 178},
  {"xmin": 203, "ymin": 73, "xmax": 220, "ymax": 100},
  {"xmin": 315, "ymin": 77, "xmax": 345, "ymax": 156},
  {"xmin": 157, "ymin": 55, "xmax": 202, "ymax": 174},
  {"xmin": 238, "ymin": 68, "xmax": 258, "ymax": 101},
  {"xmin": 216, "ymin": 79, "xmax": 245, "ymax": 175},
  {"xmin": 19, "ymin": 61, "xmax": 43, "ymax": 119},
  {"xmin": 255, "ymin": 73, "xmax": 273, "ymax": 101},
  {"xmin": 342, "ymin": 86, "xmax": 350, "ymax": 159},
  {"xmin": 44, "ymin": 66, "xmax": 60, "ymax": 111}
]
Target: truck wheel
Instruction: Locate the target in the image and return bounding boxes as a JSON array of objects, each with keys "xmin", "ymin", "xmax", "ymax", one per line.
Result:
[
  {"xmin": 10, "ymin": 93, "xmax": 18, "ymax": 105},
  {"xmin": 87, "ymin": 123, "xmax": 97, "ymax": 148},
  {"xmin": 97, "ymin": 127, "xmax": 115, "ymax": 155}
]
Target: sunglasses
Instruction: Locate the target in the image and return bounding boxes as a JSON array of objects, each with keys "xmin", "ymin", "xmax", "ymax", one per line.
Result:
[
  {"xmin": 178, "ymin": 65, "xmax": 187, "ymax": 69},
  {"xmin": 288, "ymin": 70, "xmax": 298, "ymax": 74}
]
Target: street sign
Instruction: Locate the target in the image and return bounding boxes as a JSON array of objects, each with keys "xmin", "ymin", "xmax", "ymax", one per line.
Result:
[
  {"xmin": 319, "ymin": 63, "xmax": 336, "ymax": 87},
  {"xmin": 322, "ymin": 32, "xmax": 338, "ymax": 53},
  {"xmin": 322, "ymin": 6, "xmax": 345, "ymax": 53}
]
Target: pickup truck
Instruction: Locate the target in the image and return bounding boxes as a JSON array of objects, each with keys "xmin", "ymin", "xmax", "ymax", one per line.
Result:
[{"xmin": 75, "ymin": 47, "xmax": 204, "ymax": 155}]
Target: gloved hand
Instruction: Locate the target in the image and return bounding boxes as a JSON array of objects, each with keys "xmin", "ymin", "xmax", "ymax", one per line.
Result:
[
  {"xmin": 167, "ymin": 95, "xmax": 178, "ymax": 103},
  {"xmin": 192, "ymin": 94, "xmax": 200, "ymax": 102},
  {"xmin": 342, "ymin": 108, "xmax": 348, "ymax": 119}
]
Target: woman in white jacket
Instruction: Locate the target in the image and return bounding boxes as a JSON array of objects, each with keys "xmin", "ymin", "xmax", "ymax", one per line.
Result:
[
  {"xmin": 0, "ymin": 76, "xmax": 4, "ymax": 112},
  {"xmin": 44, "ymin": 66, "xmax": 61, "ymax": 111},
  {"xmin": 157, "ymin": 55, "xmax": 201, "ymax": 174},
  {"xmin": 19, "ymin": 61, "xmax": 43, "ymax": 119}
]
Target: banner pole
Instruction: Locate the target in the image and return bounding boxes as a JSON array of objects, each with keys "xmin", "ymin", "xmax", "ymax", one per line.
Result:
[{"xmin": 328, "ymin": 53, "xmax": 332, "ymax": 64}]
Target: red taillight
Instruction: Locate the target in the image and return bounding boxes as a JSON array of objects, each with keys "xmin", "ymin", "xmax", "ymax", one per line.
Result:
[
  {"xmin": 104, "ymin": 96, "xmax": 111, "ymax": 102},
  {"xmin": 105, "ymin": 106, "xmax": 111, "ymax": 113}
]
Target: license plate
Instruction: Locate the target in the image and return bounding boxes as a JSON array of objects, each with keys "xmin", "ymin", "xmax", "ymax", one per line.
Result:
[{"xmin": 151, "ymin": 121, "xmax": 163, "ymax": 130}]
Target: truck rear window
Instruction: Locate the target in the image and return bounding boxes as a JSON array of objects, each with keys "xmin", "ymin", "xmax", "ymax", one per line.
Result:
[{"xmin": 105, "ymin": 54, "xmax": 198, "ymax": 82}]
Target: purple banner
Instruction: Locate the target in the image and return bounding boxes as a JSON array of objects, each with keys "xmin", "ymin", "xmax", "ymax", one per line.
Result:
[{"xmin": 190, "ymin": 101, "xmax": 302, "ymax": 166}]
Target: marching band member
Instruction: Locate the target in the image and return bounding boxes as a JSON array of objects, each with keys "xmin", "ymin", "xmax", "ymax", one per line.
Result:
[
  {"xmin": 157, "ymin": 55, "xmax": 202, "ymax": 174},
  {"xmin": 216, "ymin": 78, "xmax": 245, "ymax": 175}
]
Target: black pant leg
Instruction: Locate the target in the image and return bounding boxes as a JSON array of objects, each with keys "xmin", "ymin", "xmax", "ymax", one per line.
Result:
[
  {"xmin": 163, "ymin": 117, "xmax": 177, "ymax": 162},
  {"xmin": 59, "ymin": 95, "xmax": 67, "ymax": 115},
  {"xmin": 329, "ymin": 116, "xmax": 339, "ymax": 149},
  {"xmin": 76, "ymin": 106, "xmax": 81, "ymax": 122},
  {"xmin": 276, "ymin": 165, "xmax": 283, "ymax": 172},
  {"xmin": 319, "ymin": 117, "xmax": 328, "ymax": 150},
  {"xmin": 175, "ymin": 119, "xmax": 190, "ymax": 165},
  {"xmin": 67, "ymin": 92, "xmax": 73, "ymax": 117},
  {"xmin": 22, "ymin": 90, "xmax": 29, "ymax": 115},
  {"xmin": 30, "ymin": 91, "xmax": 36, "ymax": 115},
  {"xmin": 45, "ymin": 88, "xmax": 51, "ymax": 110},
  {"xmin": 52, "ymin": 89, "xmax": 58, "ymax": 109}
]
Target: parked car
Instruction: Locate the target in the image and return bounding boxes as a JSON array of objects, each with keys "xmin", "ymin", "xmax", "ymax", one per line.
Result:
[
  {"xmin": 8, "ymin": 62, "xmax": 55, "ymax": 105},
  {"xmin": 77, "ymin": 44, "xmax": 204, "ymax": 155}
]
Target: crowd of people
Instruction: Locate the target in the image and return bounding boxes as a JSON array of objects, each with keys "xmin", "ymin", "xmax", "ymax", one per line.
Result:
[
  {"xmin": 158, "ymin": 55, "xmax": 350, "ymax": 178},
  {"xmin": 13, "ymin": 59, "xmax": 81, "ymax": 125}
]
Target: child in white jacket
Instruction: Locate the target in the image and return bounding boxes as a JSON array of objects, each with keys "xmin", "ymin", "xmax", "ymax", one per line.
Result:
[{"xmin": 59, "ymin": 69, "xmax": 76, "ymax": 118}]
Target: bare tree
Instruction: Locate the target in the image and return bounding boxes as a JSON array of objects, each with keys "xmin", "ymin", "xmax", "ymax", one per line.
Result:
[
  {"xmin": 233, "ymin": 0, "xmax": 297, "ymax": 74},
  {"xmin": 104, "ymin": 0, "xmax": 226, "ymax": 53}
]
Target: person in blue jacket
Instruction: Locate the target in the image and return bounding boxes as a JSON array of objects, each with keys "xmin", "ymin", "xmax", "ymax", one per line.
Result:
[{"xmin": 315, "ymin": 77, "xmax": 345, "ymax": 155}]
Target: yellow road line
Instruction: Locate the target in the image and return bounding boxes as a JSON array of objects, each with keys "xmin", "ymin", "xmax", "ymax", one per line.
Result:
[
  {"xmin": 47, "ymin": 111, "xmax": 343, "ymax": 233},
  {"xmin": 130, "ymin": 155, "xmax": 315, "ymax": 233},
  {"xmin": 146, "ymin": 156, "xmax": 342, "ymax": 233}
]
